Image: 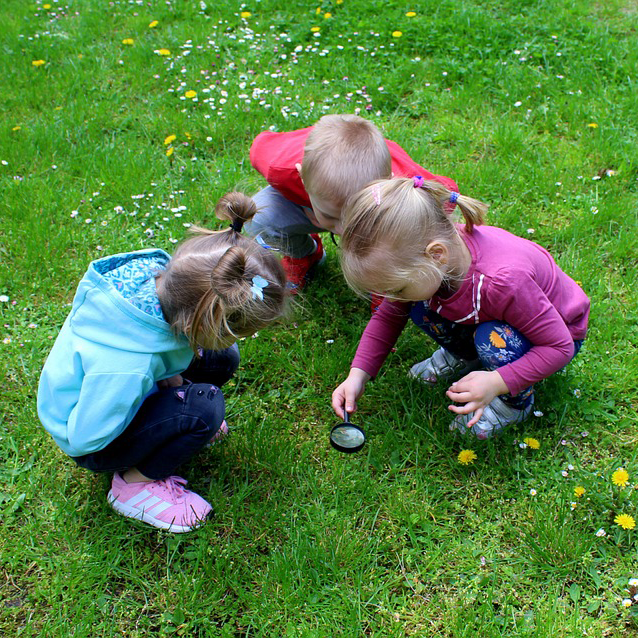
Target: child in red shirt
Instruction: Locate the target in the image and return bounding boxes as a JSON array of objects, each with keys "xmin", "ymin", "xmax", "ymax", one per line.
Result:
[{"xmin": 246, "ymin": 114, "xmax": 458, "ymax": 294}]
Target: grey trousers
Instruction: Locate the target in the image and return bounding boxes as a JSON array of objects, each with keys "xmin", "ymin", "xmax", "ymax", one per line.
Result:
[{"xmin": 244, "ymin": 186, "xmax": 326, "ymax": 258}]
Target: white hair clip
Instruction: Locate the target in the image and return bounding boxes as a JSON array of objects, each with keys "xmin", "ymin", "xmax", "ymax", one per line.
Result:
[
  {"xmin": 372, "ymin": 184, "xmax": 382, "ymax": 206},
  {"xmin": 250, "ymin": 275, "xmax": 269, "ymax": 300}
]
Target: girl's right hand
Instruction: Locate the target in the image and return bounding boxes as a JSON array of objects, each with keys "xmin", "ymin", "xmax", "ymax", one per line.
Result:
[{"xmin": 332, "ymin": 368, "xmax": 371, "ymax": 420}]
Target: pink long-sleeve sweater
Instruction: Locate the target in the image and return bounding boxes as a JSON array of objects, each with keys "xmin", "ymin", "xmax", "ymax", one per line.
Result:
[{"xmin": 351, "ymin": 225, "xmax": 590, "ymax": 396}]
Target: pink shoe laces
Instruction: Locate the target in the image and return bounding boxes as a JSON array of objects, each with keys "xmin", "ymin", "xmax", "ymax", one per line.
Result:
[{"xmin": 156, "ymin": 476, "xmax": 188, "ymax": 501}]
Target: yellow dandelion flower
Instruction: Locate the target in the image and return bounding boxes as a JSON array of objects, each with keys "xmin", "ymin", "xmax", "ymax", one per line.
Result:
[
  {"xmin": 32, "ymin": 59, "xmax": 46, "ymax": 67},
  {"xmin": 311, "ymin": 26, "xmax": 320, "ymax": 32},
  {"xmin": 574, "ymin": 486, "xmax": 585, "ymax": 498},
  {"xmin": 166, "ymin": 147, "xmax": 174, "ymax": 157},
  {"xmin": 612, "ymin": 468, "xmax": 630, "ymax": 487},
  {"xmin": 406, "ymin": 11, "xmax": 416, "ymax": 17},
  {"xmin": 184, "ymin": 90, "xmax": 197, "ymax": 98},
  {"xmin": 458, "ymin": 449, "xmax": 477, "ymax": 465},
  {"xmin": 122, "ymin": 38, "xmax": 134, "ymax": 45},
  {"xmin": 392, "ymin": 31, "xmax": 403, "ymax": 38},
  {"xmin": 78, "ymin": 54, "xmax": 83, "ymax": 59},
  {"xmin": 43, "ymin": 3, "xmax": 51, "ymax": 8},
  {"xmin": 316, "ymin": 7, "xmax": 321, "ymax": 14},
  {"xmin": 336, "ymin": 0, "xmax": 343, "ymax": 4},
  {"xmin": 240, "ymin": 11, "xmax": 251, "ymax": 18},
  {"xmin": 523, "ymin": 437, "xmax": 540, "ymax": 450},
  {"xmin": 12, "ymin": 126, "xmax": 21, "ymax": 131},
  {"xmin": 614, "ymin": 514, "xmax": 636, "ymax": 530},
  {"xmin": 184, "ymin": 132, "xmax": 192, "ymax": 139},
  {"xmin": 587, "ymin": 123, "xmax": 598, "ymax": 128},
  {"xmin": 164, "ymin": 134, "xmax": 177, "ymax": 146},
  {"xmin": 156, "ymin": 49, "xmax": 171, "ymax": 56},
  {"xmin": 324, "ymin": 12, "xmax": 332, "ymax": 18},
  {"xmin": 149, "ymin": 20, "xmax": 159, "ymax": 28}
]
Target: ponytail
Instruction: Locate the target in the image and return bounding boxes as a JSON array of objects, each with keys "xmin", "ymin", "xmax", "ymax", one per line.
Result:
[
  {"xmin": 412, "ymin": 177, "xmax": 488, "ymax": 232},
  {"xmin": 157, "ymin": 192, "xmax": 286, "ymax": 351},
  {"xmin": 216, "ymin": 191, "xmax": 258, "ymax": 235}
]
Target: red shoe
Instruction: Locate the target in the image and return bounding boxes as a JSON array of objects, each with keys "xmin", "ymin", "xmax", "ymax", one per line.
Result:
[
  {"xmin": 370, "ymin": 293, "xmax": 384, "ymax": 313},
  {"xmin": 281, "ymin": 234, "xmax": 326, "ymax": 293}
]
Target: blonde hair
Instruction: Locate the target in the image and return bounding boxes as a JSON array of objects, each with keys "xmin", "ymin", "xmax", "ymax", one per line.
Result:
[
  {"xmin": 300, "ymin": 114, "xmax": 391, "ymax": 209},
  {"xmin": 340, "ymin": 177, "xmax": 488, "ymax": 297},
  {"xmin": 157, "ymin": 192, "xmax": 287, "ymax": 350}
]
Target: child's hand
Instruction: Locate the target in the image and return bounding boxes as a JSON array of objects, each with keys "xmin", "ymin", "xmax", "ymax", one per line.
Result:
[
  {"xmin": 332, "ymin": 368, "xmax": 371, "ymax": 420},
  {"xmin": 158, "ymin": 374, "xmax": 184, "ymax": 389},
  {"xmin": 445, "ymin": 370, "xmax": 509, "ymax": 428}
]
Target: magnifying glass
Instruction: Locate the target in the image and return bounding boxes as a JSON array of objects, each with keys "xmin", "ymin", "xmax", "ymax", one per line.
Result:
[{"xmin": 330, "ymin": 410, "xmax": 366, "ymax": 454}]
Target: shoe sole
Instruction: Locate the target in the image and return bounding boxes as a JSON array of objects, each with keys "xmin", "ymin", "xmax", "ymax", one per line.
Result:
[
  {"xmin": 107, "ymin": 490, "xmax": 211, "ymax": 533},
  {"xmin": 450, "ymin": 399, "xmax": 534, "ymax": 438}
]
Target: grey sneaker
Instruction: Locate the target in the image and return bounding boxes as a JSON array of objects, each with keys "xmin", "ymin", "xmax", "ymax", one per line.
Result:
[
  {"xmin": 450, "ymin": 396, "xmax": 534, "ymax": 440},
  {"xmin": 409, "ymin": 347, "xmax": 480, "ymax": 385}
]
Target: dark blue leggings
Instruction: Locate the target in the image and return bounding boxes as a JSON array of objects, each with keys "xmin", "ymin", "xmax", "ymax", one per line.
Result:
[
  {"xmin": 410, "ymin": 303, "xmax": 581, "ymax": 409},
  {"xmin": 73, "ymin": 345, "xmax": 240, "ymax": 480}
]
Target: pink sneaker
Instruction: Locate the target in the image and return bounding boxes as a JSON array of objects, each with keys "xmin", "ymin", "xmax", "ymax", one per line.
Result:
[{"xmin": 108, "ymin": 473, "xmax": 212, "ymax": 533}]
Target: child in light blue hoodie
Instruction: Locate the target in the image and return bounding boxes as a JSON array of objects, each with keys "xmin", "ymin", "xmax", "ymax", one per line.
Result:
[{"xmin": 38, "ymin": 192, "xmax": 287, "ymax": 532}]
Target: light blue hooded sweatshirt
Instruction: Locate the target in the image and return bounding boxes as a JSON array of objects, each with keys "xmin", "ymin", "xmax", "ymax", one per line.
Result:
[{"xmin": 37, "ymin": 249, "xmax": 194, "ymax": 457}]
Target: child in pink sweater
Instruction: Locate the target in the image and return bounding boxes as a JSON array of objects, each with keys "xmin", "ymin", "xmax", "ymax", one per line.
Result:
[{"xmin": 332, "ymin": 177, "xmax": 589, "ymax": 438}]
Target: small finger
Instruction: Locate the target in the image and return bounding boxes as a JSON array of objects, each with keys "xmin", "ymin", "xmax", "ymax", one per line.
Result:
[{"xmin": 466, "ymin": 408, "xmax": 484, "ymax": 428}]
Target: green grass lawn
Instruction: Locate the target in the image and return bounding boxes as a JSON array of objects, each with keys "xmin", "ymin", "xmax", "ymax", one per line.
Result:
[{"xmin": 1, "ymin": 0, "xmax": 638, "ymax": 635}]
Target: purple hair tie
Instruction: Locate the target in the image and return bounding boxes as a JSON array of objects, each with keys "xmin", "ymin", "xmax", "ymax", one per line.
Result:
[
  {"xmin": 449, "ymin": 192, "xmax": 459, "ymax": 204},
  {"xmin": 413, "ymin": 175, "xmax": 425, "ymax": 188}
]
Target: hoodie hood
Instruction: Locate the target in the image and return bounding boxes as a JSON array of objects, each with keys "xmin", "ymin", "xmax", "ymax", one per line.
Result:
[{"xmin": 70, "ymin": 249, "xmax": 188, "ymax": 355}]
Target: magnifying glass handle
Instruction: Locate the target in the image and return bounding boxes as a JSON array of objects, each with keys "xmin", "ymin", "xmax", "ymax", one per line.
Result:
[{"xmin": 343, "ymin": 409, "xmax": 350, "ymax": 423}]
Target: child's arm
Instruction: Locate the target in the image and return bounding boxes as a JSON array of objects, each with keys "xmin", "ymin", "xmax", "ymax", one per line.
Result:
[
  {"xmin": 488, "ymin": 274, "xmax": 584, "ymax": 395},
  {"xmin": 445, "ymin": 271, "xmax": 588, "ymax": 426},
  {"xmin": 64, "ymin": 372, "xmax": 155, "ymax": 456},
  {"xmin": 332, "ymin": 299, "xmax": 410, "ymax": 418}
]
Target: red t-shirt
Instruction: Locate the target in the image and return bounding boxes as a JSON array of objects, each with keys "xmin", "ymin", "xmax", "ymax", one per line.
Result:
[{"xmin": 250, "ymin": 126, "xmax": 459, "ymax": 208}]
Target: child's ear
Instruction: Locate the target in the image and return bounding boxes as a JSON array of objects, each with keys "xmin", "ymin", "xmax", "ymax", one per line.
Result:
[{"xmin": 425, "ymin": 241, "xmax": 449, "ymax": 264}]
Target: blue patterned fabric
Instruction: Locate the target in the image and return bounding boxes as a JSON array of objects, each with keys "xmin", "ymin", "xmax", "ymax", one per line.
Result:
[
  {"xmin": 411, "ymin": 304, "xmax": 536, "ymax": 408},
  {"xmin": 102, "ymin": 256, "xmax": 166, "ymax": 319}
]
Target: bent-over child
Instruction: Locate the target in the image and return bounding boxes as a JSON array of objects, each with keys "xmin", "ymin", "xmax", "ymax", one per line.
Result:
[
  {"xmin": 38, "ymin": 193, "xmax": 286, "ymax": 532},
  {"xmin": 246, "ymin": 114, "xmax": 458, "ymax": 296},
  {"xmin": 332, "ymin": 177, "xmax": 590, "ymax": 439}
]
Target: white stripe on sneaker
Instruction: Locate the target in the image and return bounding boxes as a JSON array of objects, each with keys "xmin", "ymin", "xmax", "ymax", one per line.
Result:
[
  {"xmin": 135, "ymin": 495, "xmax": 163, "ymax": 511},
  {"xmin": 122, "ymin": 489, "xmax": 153, "ymax": 508},
  {"xmin": 149, "ymin": 501, "xmax": 173, "ymax": 515}
]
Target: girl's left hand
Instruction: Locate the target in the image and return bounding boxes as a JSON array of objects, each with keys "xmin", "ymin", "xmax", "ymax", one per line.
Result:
[{"xmin": 445, "ymin": 370, "xmax": 509, "ymax": 428}]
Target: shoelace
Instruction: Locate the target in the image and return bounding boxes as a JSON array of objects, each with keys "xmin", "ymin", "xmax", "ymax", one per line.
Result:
[{"xmin": 159, "ymin": 476, "xmax": 188, "ymax": 500}]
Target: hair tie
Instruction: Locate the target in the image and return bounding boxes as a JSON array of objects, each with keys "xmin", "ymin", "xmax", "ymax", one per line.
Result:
[
  {"xmin": 250, "ymin": 275, "xmax": 269, "ymax": 300},
  {"xmin": 449, "ymin": 192, "xmax": 459, "ymax": 204},
  {"xmin": 230, "ymin": 219, "xmax": 244, "ymax": 232},
  {"xmin": 413, "ymin": 175, "xmax": 425, "ymax": 189}
]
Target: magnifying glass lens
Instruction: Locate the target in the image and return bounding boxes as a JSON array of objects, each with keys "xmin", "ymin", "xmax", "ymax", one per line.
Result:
[
  {"xmin": 330, "ymin": 423, "xmax": 366, "ymax": 453},
  {"xmin": 331, "ymin": 425, "xmax": 364, "ymax": 448}
]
